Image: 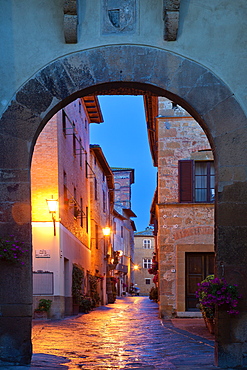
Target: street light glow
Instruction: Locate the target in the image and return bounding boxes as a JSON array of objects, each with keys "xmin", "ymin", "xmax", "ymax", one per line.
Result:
[{"xmin": 102, "ymin": 226, "xmax": 111, "ymax": 236}]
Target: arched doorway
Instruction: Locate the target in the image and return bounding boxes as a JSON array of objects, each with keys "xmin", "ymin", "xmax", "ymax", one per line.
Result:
[{"xmin": 0, "ymin": 45, "xmax": 247, "ymax": 367}]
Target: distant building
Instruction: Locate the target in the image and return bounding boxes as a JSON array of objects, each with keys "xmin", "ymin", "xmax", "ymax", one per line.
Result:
[
  {"xmin": 111, "ymin": 168, "xmax": 137, "ymax": 295},
  {"xmin": 134, "ymin": 227, "xmax": 156, "ymax": 295}
]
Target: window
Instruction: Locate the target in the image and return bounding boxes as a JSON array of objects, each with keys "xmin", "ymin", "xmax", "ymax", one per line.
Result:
[
  {"xmin": 103, "ymin": 190, "xmax": 106, "ymax": 213},
  {"xmin": 94, "ymin": 178, "xmax": 98, "ymax": 200},
  {"xmin": 121, "ymin": 226, "xmax": 124, "ymax": 238},
  {"xmin": 86, "ymin": 207, "xmax": 89, "ymax": 233},
  {"xmin": 85, "ymin": 153, "xmax": 88, "ymax": 178},
  {"xmin": 79, "ymin": 138, "xmax": 82, "ymax": 167},
  {"xmin": 63, "ymin": 172, "xmax": 68, "ymax": 207},
  {"xmin": 73, "ymin": 187, "xmax": 77, "ymax": 218},
  {"xmin": 95, "ymin": 224, "xmax": 99, "ymax": 249},
  {"xmin": 73, "ymin": 122, "xmax": 76, "ymax": 157},
  {"xmin": 145, "ymin": 278, "xmax": 151, "ymax": 285},
  {"xmin": 143, "ymin": 258, "xmax": 152, "ymax": 269},
  {"xmin": 80, "ymin": 198, "xmax": 83, "ymax": 228},
  {"xmin": 195, "ymin": 161, "xmax": 215, "ymax": 202},
  {"xmin": 62, "ymin": 110, "xmax": 67, "ymax": 136},
  {"xmin": 143, "ymin": 239, "xmax": 152, "ymax": 249},
  {"xmin": 178, "ymin": 160, "xmax": 215, "ymax": 203}
]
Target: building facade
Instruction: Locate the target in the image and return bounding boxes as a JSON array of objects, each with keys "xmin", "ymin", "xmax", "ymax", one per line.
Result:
[
  {"xmin": 111, "ymin": 168, "xmax": 137, "ymax": 296},
  {"xmin": 89, "ymin": 144, "xmax": 115, "ymax": 305},
  {"xmin": 133, "ymin": 227, "xmax": 156, "ymax": 296},
  {"xmin": 146, "ymin": 97, "xmax": 215, "ymax": 318},
  {"xmin": 31, "ymin": 97, "xmax": 104, "ymax": 318}
]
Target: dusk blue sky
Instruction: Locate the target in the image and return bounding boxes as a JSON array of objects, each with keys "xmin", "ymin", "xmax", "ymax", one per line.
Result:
[{"xmin": 90, "ymin": 95, "xmax": 157, "ymax": 232}]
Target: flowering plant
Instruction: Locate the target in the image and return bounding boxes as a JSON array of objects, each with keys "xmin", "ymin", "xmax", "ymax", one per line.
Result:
[
  {"xmin": 148, "ymin": 261, "xmax": 158, "ymax": 275},
  {"xmin": 196, "ymin": 275, "xmax": 242, "ymax": 317},
  {"xmin": 0, "ymin": 236, "xmax": 28, "ymax": 265}
]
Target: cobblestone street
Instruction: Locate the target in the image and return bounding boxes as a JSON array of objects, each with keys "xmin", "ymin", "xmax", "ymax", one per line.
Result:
[{"xmin": 5, "ymin": 297, "xmax": 220, "ymax": 370}]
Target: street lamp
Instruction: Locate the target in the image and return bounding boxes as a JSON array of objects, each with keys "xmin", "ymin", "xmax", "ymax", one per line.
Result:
[
  {"xmin": 133, "ymin": 264, "xmax": 139, "ymax": 271},
  {"xmin": 46, "ymin": 196, "xmax": 58, "ymax": 236},
  {"xmin": 102, "ymin": 226, "xmax": 111, "ymax": 236}
]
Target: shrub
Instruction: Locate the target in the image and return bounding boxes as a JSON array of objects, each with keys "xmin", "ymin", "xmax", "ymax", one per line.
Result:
[{"xmin": 149, "ymin": 286, "xmax": 158, "ymax": 302}]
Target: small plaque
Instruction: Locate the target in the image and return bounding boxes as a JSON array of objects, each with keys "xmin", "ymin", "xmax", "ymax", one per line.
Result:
[
  {"xmin": 35, "ymin": 249, "xmax": 51, "ymax": 258},
  {"xmin": 102, "ymin": 0, "xmax": 138, "ymax": 34}
]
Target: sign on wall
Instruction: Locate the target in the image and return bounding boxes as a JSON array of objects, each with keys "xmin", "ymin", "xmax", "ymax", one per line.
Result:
[{"xmin": 35, "ymin": 249, "xmax": 51, "ymax": 258}]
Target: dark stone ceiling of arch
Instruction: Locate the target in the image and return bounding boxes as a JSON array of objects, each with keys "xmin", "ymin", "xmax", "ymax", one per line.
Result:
[{"xmin": 89, "ymin": 86, "xmax": 159, "ymax": 96}]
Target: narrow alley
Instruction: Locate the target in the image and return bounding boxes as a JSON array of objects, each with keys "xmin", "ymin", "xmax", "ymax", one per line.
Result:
[{"xmin": 7, "ymin": 297, "xmax": 221, "ymax": 370}]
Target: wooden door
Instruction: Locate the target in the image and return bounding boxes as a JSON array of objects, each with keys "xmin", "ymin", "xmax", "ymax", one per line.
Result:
[{"xmin": 186, "ymin": 252, "xmax": 214, "ymax": 311}]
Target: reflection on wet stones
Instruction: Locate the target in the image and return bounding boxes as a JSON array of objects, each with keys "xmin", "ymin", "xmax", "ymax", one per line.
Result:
[{"xmin": 32, "ymin": 297, "xmax": 214, "ymax": 369}]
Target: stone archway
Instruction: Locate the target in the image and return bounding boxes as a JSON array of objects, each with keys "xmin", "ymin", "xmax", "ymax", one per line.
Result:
[{"xmin": 0, "ymin": 45, "xmax": 247, "ymax": 367}]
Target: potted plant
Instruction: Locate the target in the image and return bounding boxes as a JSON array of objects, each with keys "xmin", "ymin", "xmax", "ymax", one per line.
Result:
[
  {"xmin": 34, "ymin": 299, "xmax": 52, "ymax": 319},
  {"xmin": 79, "ymin": 294, "xmax": 92, "ymax": 313},
  {"xmin": 196, "ymin": 275, "xmax": 242, "ymax": 334}
]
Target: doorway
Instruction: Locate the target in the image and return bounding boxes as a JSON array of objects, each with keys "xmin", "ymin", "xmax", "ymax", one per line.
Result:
[{"xmin": 186, "ymin": 252, "xmax": 214, "ymax": 311}]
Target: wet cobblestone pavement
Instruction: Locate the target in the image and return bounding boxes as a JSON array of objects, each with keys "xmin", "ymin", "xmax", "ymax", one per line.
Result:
[{"xmin": 4, "ymin": 297, "xmax": 221, "ymax": 369}]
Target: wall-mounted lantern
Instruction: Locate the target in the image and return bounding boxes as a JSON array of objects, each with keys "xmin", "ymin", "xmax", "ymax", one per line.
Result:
[
  {"xmin": 102, "ymin": 226, "xmax": 111, "ymax": 236},
  {"xmin": 46, "ymin": 196, "xmax": 58, "ymax": 236}
]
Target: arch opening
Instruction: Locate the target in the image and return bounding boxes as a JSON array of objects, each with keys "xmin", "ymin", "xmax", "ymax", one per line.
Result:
[{"xmin": 0, "ymin": 45, "xmax": 247, "ymax": 368}]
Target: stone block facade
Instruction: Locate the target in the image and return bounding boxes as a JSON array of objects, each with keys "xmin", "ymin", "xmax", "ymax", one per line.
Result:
[{"xmin": 155, "ymin": 98, "xmax": 215, "ymax": 317}]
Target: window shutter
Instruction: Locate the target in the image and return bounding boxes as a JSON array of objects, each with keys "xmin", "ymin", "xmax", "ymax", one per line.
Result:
[{"xmin": 178, "ymin": 160, "xmax": 194, "ymax": 202}]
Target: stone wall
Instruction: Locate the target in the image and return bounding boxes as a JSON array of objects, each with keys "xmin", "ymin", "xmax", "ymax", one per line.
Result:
[{"xmin": 157, "ymin": 98, "xmax": 214, "ymax": 317}]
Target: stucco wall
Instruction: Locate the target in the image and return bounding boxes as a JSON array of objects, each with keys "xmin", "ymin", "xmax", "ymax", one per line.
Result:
[
  {"xmin": 1, "ymin": 0, "xmax": 247, "ymax": 117},
  {"xmin": 134, "ymin": 234, "xmax": 155, "ymax": 295}
]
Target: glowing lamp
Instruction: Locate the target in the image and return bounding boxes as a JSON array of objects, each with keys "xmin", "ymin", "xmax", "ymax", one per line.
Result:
[
  {"xmin": 102, "ymin": 227, "xmax": 111, "ymax": 236},
  {"xmin": 133, "ymin": 264, "xmax": 139, "ymax": 271},
  {"xmin": 46, "ymin": 198, "xmax": 58, "ymax": 213}
]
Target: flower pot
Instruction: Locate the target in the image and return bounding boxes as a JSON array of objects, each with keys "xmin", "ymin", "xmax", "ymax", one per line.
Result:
[
  {"xmin": 34, "ymin": 310, "xmax": 47, "ymax": 320},
  {"xmin": 205, "ymin": 318, "xmax": 215, "ymax": 334}
]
